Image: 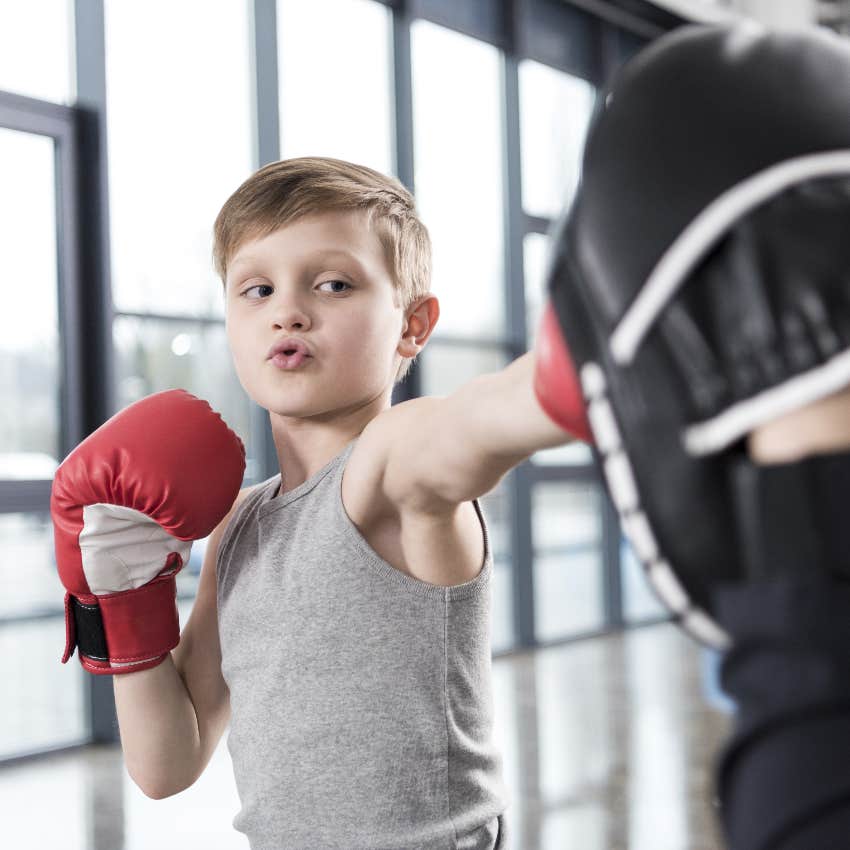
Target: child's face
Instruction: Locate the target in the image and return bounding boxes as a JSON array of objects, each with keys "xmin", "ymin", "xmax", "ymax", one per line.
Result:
[{"xmin": 224, "ymin": 209, "xmax": 408, "ymax": 420}]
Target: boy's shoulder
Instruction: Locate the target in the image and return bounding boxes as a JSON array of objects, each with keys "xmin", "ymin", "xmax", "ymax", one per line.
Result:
[
  {"xmin": 343, "ymin": 397, "xmax": 487, "ymax": 586},
  {"xmin": 343, "ymin": 396, "xmax": 458, "ymax": 517},
  {"xmin": 348, "ymin": 395, "xmax": 444, "ymax": 510},
  {"xmin": 217, "ymin": 483, "xmax": 263, "ymax": 539}
]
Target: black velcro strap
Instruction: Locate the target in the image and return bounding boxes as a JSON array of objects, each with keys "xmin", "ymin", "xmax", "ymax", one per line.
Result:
[{"xmin": 70, "ymin": 597, "xmax": 109, "ymax": 662}]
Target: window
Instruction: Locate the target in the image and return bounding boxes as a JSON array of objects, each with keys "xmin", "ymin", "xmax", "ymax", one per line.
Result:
[
  {"xmin": 277, "ymin": 0, "xmax": 393, "ymax": 175},
  {"xmin": 519, "ymin": 59, "xmax": 595, "ymax": 221},
  {"xmin": 105, "ymin": 0, "xmax": 253, "ymax": 318},
  {"xmin": 411, "ymin": 20, "xmax": 505, "ymax": 339},
  {"xmin": 0, "ymin": 128, "xmax": 61, "ymax": 474},
  {"xmin": 104, "ymin": 0, "xmax": 254, "ymax": 463},
  {"xmin": 533, "ymin": 482, "xmax": 606, "ymax": 640},
  {"xmin": 0, "ymin": 513, "xmax": 86, "ymax": 758},
  {"xmin": 0, "ymin": 0, "xmax": 74, "ymax": 104}
]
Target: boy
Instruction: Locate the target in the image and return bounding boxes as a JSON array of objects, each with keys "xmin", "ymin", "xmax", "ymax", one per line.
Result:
[{"xmin": 52, "ymin": 156, "xmax": 576, "ymax": 849}]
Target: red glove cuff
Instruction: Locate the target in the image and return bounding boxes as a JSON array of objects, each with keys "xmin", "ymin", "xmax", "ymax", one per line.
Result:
[{"xmin": 63, "ymin": 572, "xmax": 181, "ymax": 676}]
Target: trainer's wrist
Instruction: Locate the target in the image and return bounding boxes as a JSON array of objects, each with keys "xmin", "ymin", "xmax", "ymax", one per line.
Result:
[{"xmin": 747, "ymin": 384, "xmax": 850, "ymax": 464}]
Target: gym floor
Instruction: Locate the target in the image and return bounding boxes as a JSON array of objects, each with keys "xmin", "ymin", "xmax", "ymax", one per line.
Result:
[{"xmin": 2, "ymin": 621, "xmax": 731, "ymax": 850}]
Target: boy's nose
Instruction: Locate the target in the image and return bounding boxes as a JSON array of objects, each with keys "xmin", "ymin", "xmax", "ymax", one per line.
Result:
[
  {"xmin": 272, "ymin": 305, "xmax": 311, "ymax": 333},
  {"xmin": 268, "ymin": 287, "xmax": 312, "ymax": 332}
]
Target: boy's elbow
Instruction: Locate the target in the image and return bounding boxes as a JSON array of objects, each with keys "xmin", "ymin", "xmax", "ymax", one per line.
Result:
[
  {"xmin": 140, "ymin": 781, "xmax": 189, "ymax": 800},
  {"xmin": 140, "ymin": 785, "xmax": 168, "ymax": 801},
  {"xmin": 130, "ymin": 770, "xmax": 194, "ymax": 800}
]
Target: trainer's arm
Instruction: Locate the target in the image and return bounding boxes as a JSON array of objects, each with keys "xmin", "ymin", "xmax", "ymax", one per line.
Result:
[
  {"xmin": 748, "ymin": 383, "xmax": 850, "ymax": 463},
  {"xmin": 380, "ymin": 350, "xmax": 574, "ymax": 509}
]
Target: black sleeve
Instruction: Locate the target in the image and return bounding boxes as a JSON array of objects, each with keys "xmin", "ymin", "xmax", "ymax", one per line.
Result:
[{"xmin": 713, "ymin": 575, "xmax": 850, "ymax": 850}]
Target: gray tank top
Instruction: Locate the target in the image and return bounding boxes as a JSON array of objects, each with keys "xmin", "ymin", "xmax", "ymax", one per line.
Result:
[{"xmin": 216, "ymin": 438, "xmax": 508, "ymax": 849}]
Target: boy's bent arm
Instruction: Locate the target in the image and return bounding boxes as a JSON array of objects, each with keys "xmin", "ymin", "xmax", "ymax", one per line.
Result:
[
  {"xmin": 381, "ymin": 351, "xmax": 572, "ymax": 510},
  {"xmin": 113, "ymin": 650, "xmax": 206, "ymax": 799},
  {"xmin": 114, "ymin": 488, "xmax": 249, "ymax": 798}
]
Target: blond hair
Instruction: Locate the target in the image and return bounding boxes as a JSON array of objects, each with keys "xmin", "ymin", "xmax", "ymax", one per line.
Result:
[{"xmin": 213, "ymin": 156, "xmax": 432, "ymax": 383}]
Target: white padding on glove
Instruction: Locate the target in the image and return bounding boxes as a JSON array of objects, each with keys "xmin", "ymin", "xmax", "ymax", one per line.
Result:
[{"xmin": 79, "ymin": 503, "xmax": 192, "ymax": 595}]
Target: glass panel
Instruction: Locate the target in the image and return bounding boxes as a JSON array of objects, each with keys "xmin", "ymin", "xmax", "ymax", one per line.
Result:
[
  {"xmin": 105, "ymin": 0, "xmax": 253, "ymax": 317},
  {"xmin": 0, "ymin": 110, "xmax": 83, "ymax": 752},
  {"xmin": 0, "ymin": 127, "xmax": 61, "ymax": 478},
  {"xmin": 277, "ymin": 0, "xmax": 393, "ymax": 175},
  {"xmin": 621, "ymin": 537, "xmax": 667, "ymax": 623},
  {"xmin": 0, "ymin": 0, "xmax": 74, "ymax": 104},
  {"xmin": 419, "ymin": 343, "xmax": 507, "ymax": 396},
  {"xmin": 0, "ymin": 616, "xmax": 87, "ymax": 758},
  {"xmin": 112, "ymin": 317, "xmax": 254, "ymax": 478},
  {"xmin": 0, "ymin": 511, "xmax": 86, "ymax": 758},
  {"xmin": 412, "ymin": 20, "xmax": 505, "ymax": 338},
  {"xmin": 533, "ymin": 481, "xmax": 604, "ymax": 639},
  {"xmin": 524, "ymin": 231, "xmax": 551, "ymax": 346},
  {"xmin": 0, "ymin": 513, "xmax": 60, "ymax": 619},
  {"xmin": 519, "ymin": 59, "xmax": 595, "ymax": 220}
]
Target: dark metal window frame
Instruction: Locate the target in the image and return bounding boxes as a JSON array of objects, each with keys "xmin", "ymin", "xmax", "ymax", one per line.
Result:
[
  {"xmin": 0, "ymin": 91, "xmax": 83, "ymax": 514},
  {"xmin": 1, "ymin": 0, "xmax": 681, "ymax": 763},
  {"xmin": 0, "ymin": 85, "xmax": 103, "ymax": 758}
]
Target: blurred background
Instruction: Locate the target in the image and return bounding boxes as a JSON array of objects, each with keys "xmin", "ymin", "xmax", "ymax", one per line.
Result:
[{"xmin": 1, "ymin": 0, "xmax": 843, "ymax": 848}]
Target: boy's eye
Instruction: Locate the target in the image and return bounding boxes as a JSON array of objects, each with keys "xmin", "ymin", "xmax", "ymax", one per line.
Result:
[
  {"xmin": 242, "ymin": 283, "xmax": 273, "ymax": 299},
  {"xmin": 318, "ymin": 280, "xmax": 352, "ymax": 294},
  {"xmin": 239, "ymin": 280, "xmax": 351, "ymax": 299}
]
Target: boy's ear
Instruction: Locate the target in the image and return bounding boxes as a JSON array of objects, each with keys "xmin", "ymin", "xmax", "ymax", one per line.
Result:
[{"xmin": 399, "ymin": 294, "xmax": 440, "ymax": 357}]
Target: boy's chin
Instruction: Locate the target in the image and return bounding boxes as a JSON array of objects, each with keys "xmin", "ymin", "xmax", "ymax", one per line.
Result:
[
  {"xmin": 255, "ymin": 390, "xmax": 335, "ymax": 421},
  {"xmin": 263, "ymin": 399, "xmax": 321, "ymax": 419}
]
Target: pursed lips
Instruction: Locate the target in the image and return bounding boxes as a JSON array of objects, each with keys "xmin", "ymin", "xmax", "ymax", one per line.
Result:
[{"xmin": 266, "ymin": 338, "xmax": 312, "ymax": 360}]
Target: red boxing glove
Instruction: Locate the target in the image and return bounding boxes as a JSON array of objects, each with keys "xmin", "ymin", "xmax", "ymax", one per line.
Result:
[
  {"xmin": 50, "ymin": 389, "xmax": 245, "ymax": 675},
  {"xmin": 533, "ymin": 300, "xmax": 593, "ymax": 443}
]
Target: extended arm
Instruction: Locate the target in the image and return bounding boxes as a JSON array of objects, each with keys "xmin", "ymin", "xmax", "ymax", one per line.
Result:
[{"xmin": 377, "ymin": 344, "xmax": 581, "ymax": 511}]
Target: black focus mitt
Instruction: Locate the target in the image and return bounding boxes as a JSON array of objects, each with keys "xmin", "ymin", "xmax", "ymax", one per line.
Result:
[{"xmin": 546, "ymin": 22, "xmax": 850, "ymax": 648}]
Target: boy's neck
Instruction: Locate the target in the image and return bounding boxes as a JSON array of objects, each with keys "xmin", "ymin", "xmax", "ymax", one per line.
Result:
[{"xmin": 269, "ymin": 395, "xmax": 389, "ymax": 494}]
